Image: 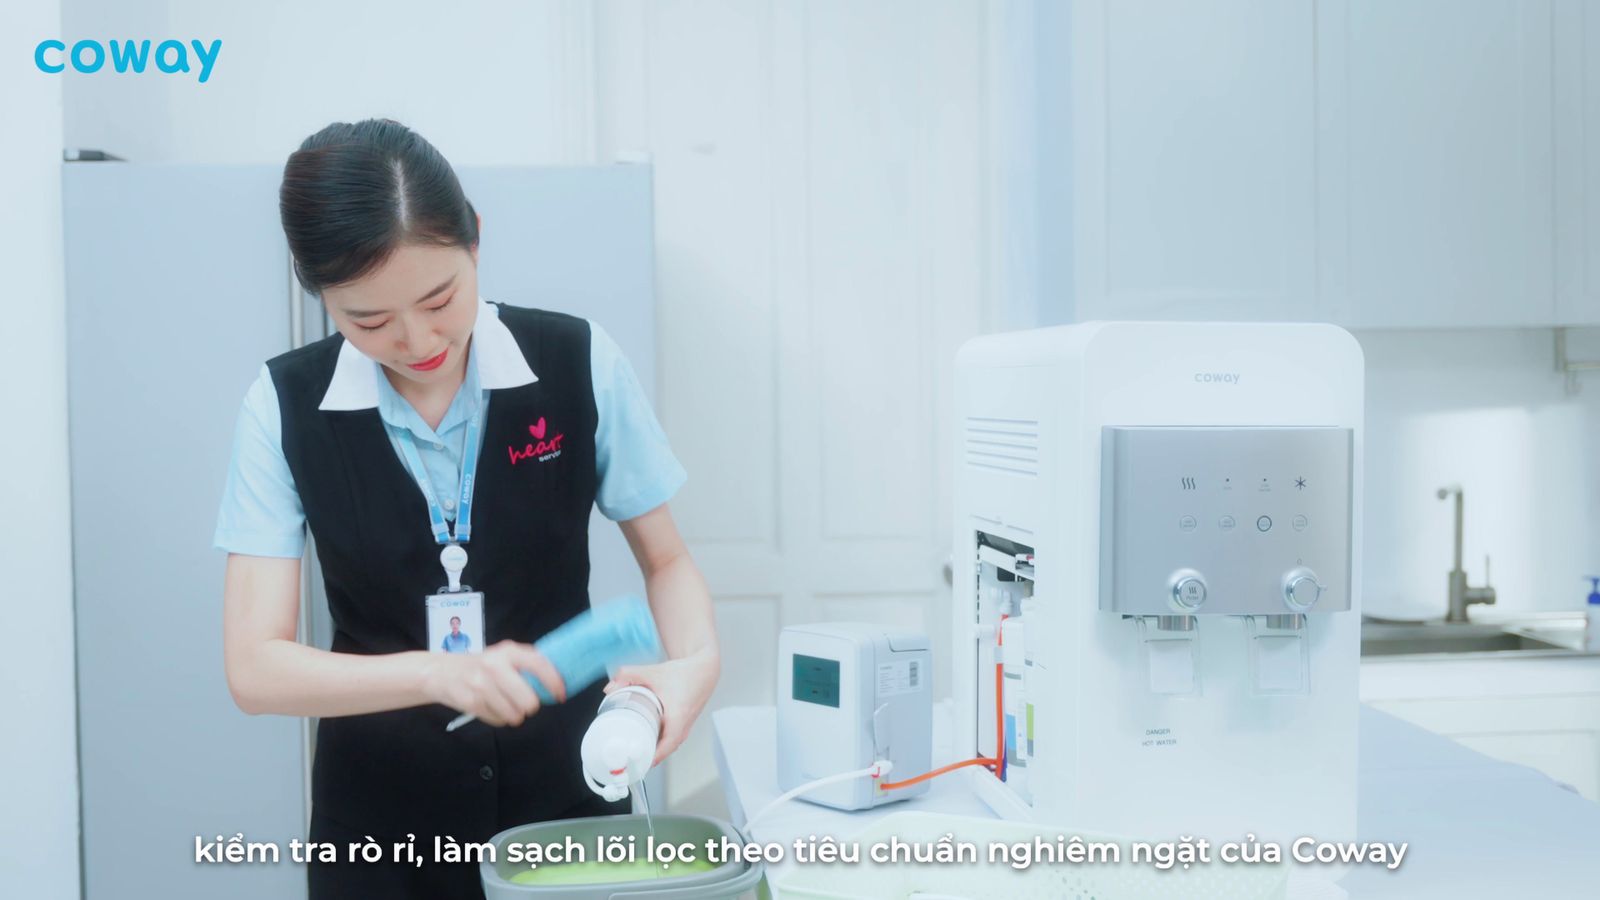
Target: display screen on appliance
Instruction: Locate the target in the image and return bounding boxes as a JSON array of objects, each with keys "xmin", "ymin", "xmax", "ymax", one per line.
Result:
[{"xmin": 792, "ymin": 654, "xmax": 840, "ymax": 708}]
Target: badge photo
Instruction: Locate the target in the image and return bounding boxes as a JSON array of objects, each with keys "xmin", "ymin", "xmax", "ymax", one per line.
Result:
[{"xmin": 427, "ymin": 591, "xmax": 485, "ymax": 655}]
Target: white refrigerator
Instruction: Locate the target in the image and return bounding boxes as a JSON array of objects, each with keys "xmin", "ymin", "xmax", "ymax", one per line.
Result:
[{"xmin": 63, "ymin": 161, "xmax": 659, "ymax": 898}]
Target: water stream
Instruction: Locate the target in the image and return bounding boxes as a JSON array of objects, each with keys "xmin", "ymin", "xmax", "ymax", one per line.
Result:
[{"xmin": 633, "ymin": 780, "xmax": 657, "ymax": 876}]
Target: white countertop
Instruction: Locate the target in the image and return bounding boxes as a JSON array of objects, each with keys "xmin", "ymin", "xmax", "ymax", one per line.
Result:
[{"xmin": 713, "ymin": 703, "xmax": 1600, "ymax": 899}]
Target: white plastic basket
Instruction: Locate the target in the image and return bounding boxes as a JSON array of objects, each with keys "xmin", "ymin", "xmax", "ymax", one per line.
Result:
[{"xmin": 771, "ymin": 811, "xmax": 1288, "ymax": 900}]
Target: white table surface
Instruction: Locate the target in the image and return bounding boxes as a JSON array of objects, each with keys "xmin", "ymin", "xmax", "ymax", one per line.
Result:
[{"xmin": 713, "ymin": 703, "xmax": 1600, "ymax": 899}]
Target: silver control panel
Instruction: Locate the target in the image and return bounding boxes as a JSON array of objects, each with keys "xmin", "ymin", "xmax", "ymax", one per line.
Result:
[{"xmin": 1099, "ymin": 427, "xmax": 1353, "ymax": 616}]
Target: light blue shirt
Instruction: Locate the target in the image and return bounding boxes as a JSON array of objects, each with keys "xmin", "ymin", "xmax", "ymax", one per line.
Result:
[
  {"xmin": 440, "ymin": 631, "xmax": 472, "ymax": 653},
  {"xmin": 213, "ymin": 298, "xmax": 685, "ymax": 558}
]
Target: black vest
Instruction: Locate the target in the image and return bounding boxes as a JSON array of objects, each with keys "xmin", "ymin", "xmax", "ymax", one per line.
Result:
[{"xmin": 268, "ymin": 303, "xmax": 623, "ymax": 839}]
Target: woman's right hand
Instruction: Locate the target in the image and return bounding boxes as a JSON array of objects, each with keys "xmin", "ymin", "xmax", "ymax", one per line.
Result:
[{"xmin": 419, "ymin": 641, "xmax": 567, "ymax": 727}]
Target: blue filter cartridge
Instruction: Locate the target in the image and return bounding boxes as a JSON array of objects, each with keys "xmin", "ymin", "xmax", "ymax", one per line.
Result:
[{"xmin": 527, "ymin": 594, "xmax": 664, "ymax": 704}]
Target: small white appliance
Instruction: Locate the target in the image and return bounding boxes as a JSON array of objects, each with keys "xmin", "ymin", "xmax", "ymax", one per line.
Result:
[{"xmin": 777, "ymin": 623, "xmax": 932, "ymax": 810}]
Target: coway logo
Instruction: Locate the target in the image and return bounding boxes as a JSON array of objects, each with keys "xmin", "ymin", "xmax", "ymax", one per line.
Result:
[
  {"xmin": 1193, "ymin": 372, "xmax": 1241, "ymax": 384},
  {"xmin": 35, "ymin": 39, "xmax": 222, "ymax": 84}
]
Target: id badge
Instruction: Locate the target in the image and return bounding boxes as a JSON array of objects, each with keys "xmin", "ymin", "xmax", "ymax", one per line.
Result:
[{"xmin": 427, "ymin": 591, "xmax": 486, "ymax": 655}]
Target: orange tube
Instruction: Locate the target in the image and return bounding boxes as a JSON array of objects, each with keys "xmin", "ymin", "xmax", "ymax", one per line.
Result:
[
  {"xmin": 877, "ymin": 756, "xmax": 993, "ymax": 790},
  {"xmin": 877, "ymin": 655, "xmax": 1008, "ymax": 792},
  {"xmin": 995, "ymin": 616, "xmax": 1008, "ymax": 781},
  {"xmin": 994, "ymin": 659, "xmax": 1006, "ymax": 782}
]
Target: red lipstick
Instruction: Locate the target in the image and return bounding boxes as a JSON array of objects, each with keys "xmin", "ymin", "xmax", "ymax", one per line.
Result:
[{"xmin": 408, "ymin": 348, "xmax": 448, "ymax": 371}]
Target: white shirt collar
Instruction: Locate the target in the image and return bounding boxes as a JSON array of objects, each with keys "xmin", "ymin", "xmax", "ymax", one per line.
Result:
[{"xmin": 318, "ymin": 296, "xmax": 538, "ymax": 411}]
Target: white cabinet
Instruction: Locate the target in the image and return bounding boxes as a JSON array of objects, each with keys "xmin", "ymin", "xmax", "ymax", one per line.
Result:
[
  {"xmin": 1555, "ymin": 0, "xmax": 1600, "ymax": 326},
  {"xmin": 1331, "ymin": 0, "xmax": 1556, "ymax": 328},
  {"xmin": 1060, "ymin": 0, "xmax": 1591, "ymax": 329},
  {"xmin": 1067, "ymin": 0, "xmax": 1319, "ymax": 323},
  {"xmin": 1361, "ymin": 657, "xmax": 1600, "ymax": 800}
]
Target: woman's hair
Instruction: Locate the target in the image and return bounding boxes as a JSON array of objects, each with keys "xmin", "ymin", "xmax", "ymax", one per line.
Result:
[{"xmin": 279, "ymin": 118, "xmax": 478, "ymax": 296}]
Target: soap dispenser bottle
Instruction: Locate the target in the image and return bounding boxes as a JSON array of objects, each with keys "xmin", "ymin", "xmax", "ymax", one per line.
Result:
[{"xmin": 1586, "ymin": 578, "xmax": 1600, "ymax": 654}]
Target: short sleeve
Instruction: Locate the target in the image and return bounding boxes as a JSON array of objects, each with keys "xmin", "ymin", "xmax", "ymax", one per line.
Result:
[
  {"xmin": 591, "ymin": 321, "xmax": 687, "ymax": 521},
  {"xmin": 212, "ymin": 364, "xmax": 307, "ymax": 558}
]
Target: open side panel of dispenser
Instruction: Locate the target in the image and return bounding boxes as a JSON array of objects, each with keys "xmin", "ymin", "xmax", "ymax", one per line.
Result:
[{"xmin": 970, "ymin": 531, "xmax": 1037, "ymax": 810}]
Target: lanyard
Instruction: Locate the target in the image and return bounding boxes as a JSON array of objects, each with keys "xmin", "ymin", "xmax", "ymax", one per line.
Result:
[{"xmin": 395, "ymin": 398, "xmax": 486, "ymax": 546}]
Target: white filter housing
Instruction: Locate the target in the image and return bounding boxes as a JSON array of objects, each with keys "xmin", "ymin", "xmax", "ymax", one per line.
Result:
[{"xmin": 951, "ymin": 322, "xmax": 1362, "ymax": 846}]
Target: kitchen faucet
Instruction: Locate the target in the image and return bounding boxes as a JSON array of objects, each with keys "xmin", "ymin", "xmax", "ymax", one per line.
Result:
[{"xmin": 1437, "ymin": 484, "xmax": 1496, "ymax": 622}]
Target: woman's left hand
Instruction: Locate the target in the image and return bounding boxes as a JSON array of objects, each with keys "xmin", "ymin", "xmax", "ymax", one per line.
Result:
[{"xmin": 604, "ymin": 649, "xmax": 720, "ymax": 767}]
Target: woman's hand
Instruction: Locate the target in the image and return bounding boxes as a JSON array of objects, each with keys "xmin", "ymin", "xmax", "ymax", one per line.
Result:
[
  {"xmin": 604, "ymin": 649, "xmax": 720, "ymax": 766},
  {"xmin": 420, "ymin": 640, "xmax": 567, "ymax": 727}
]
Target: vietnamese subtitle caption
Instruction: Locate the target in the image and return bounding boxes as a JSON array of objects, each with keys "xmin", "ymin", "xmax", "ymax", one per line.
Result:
[{"xmin": 195, "ymin": 831, "xmax": 1408, "ymax": 871}]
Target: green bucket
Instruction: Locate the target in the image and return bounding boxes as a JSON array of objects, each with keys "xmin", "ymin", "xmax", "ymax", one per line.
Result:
[{"xmin": 481, "ymin": 813, "xmax": 764, "ymax": 899}]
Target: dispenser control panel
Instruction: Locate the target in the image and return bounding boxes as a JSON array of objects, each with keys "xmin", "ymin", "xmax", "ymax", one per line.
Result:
[{"xmin": 1099, "ymin": 426, "xmax": 1353, "ymax": 616}]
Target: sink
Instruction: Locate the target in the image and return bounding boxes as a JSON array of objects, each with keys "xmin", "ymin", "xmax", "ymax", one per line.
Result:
[{"xmin": 1360, "ymin": 620, "xmax": 1575, "ymax": 658}]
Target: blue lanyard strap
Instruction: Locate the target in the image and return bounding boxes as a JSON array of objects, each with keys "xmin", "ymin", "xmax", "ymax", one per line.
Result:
[{"xmin": 395, "ymin": 399, "xmax": 486, "ymax": 545}]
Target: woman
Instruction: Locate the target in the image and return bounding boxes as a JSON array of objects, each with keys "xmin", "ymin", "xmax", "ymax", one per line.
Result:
[{"xmin": 214, "ymin": 118, "xmax": 719, "ymax": 898}]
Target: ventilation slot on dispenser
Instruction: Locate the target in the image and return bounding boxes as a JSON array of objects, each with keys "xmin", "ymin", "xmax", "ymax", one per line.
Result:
[{"xmin": 964, "ymin": 417, "xmax": 1040, "ymax": 477}]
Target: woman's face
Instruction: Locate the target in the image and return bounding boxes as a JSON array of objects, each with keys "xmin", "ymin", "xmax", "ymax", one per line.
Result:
[{"xmin": 321, "ymin": 241, "xmax": 480, "ymax": 390}]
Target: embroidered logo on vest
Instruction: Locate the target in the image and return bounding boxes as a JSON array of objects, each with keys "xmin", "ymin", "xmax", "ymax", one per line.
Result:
[{"xmin": 509, "ymin": 417, "xmax": 565, "ymax": 465}]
